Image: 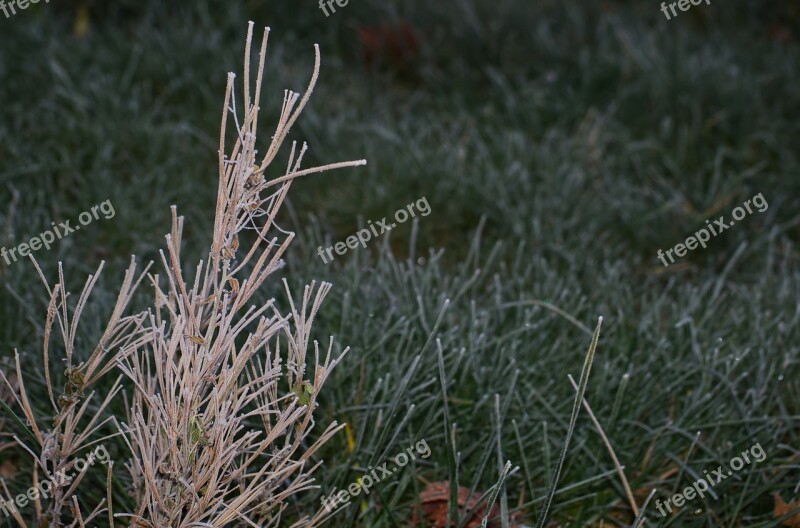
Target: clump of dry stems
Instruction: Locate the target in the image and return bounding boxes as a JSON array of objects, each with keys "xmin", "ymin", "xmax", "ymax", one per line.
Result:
[{"xmin": 0, "ymin": 23, "xmax": 364, "ymax": 527}]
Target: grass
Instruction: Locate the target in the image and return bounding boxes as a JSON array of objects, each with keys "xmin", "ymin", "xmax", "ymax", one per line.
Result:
[{"xmin": 0, "ymin": 0, "xmax": 799, "ymax": 525}]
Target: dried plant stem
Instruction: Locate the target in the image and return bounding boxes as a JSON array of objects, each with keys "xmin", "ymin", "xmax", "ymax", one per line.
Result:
[
  {"xmin": 0, "ymin": 23, "xmax": 362, "ymax": 528},
  {"xmin": 567, "ymin": 374, "xmax": 639, "ymax": 517}
]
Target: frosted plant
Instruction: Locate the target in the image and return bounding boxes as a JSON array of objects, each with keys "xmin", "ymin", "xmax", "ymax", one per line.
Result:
[{"xmin": 0, "ymin": 22, "xmax": 364, "ymax": 527}]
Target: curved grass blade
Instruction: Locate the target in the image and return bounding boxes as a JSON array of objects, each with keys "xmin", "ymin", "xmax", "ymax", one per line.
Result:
[
  {"xmin": 632, "ymin": 489, "xmax": 657, "ymax": 528},
  {"xmin": 534, "ymin": 316, "xmax": 603, "ymax": 528},
  {"xmin": 481, "ymin": 461, "xmax": 513, "ymax": 528}
]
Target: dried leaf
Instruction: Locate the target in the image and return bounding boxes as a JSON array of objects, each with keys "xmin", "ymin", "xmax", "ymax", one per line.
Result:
[
  {"xmin": 356, "ymin": 21, "xmax": 420, "ymax": 70},
  {"xmin": 775, "ymin": 494, "xmax": 800, "ymax": 527},
  {"xmin": 411, "ymin": 480, "xmax": 522, "ymax": 528},
  {"xmin": 0, "ymin": 459, "xmax": 17, "ymax": 478},
  {"xmin": 73, "ymin": 4, "xmax": 90, "ymax": 37},
  {"xmin": 228, "ymin": 278, "xmax": 239, "ymax": 295},
  {"xmin": 202, "ymin": 293, "xmax": 217, "ymax": 305}
]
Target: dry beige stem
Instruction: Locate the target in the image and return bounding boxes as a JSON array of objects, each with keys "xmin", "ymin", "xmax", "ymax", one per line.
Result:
[
  {"xmin": 0, "ymin": 256, "xmax": 151, "ymax": 527},
  {"xmin": 0, "ymin": 23, "xmax": 363, "ymax": 528},
  {"xmin": 114, "ymin": 23, "xmax": 365, "ymax": 527}
]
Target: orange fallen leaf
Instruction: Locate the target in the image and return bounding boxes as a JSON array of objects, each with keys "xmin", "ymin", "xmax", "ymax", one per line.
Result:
[{"xmin": 775, "ymin": 494, "xmax": 800, "ymax": 527}]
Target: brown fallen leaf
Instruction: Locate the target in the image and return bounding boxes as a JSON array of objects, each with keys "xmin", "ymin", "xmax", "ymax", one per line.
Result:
[
  {"xmin": 411, "ymin": 481, "xmax": 522, "ymax": 527},
  {"xmin": 774, "ymin": 494, "xmax": 800, "ymax": 527},
  {"xmin": 356, "ymin": 21, "xmax": 420, "ymax": 71},
  {"xmin": 0, "ymin": 459, "xmax": 16, "ymax": 478}
]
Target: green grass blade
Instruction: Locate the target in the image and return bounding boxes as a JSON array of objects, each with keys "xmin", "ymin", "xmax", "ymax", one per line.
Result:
[
  {"xmin": 0, "ymin": 397, "xmax": 39, "ymax": 446},
  {"xmin": 494, "ymin": 395, "xmax": 510, "ymax": 528},
  {"xmin": 632, "ymin": 489, "xmax": 657, "ymax": 528},
  {"xmin": 534, "ymin": 316, "xmax": 603, "ymax": 528},
  {"xmin": 480, "ymin": 461, "xmax": 512, "ymax": 528},
  {"xmin": 437, "ymin": 339, "xmax": 459, "ymax": 527}
]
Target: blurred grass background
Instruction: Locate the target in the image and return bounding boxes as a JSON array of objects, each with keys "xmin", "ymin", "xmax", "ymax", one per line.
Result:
[{"xmin": 0, "ymin": 0, "xmax": 799, "ymax": 526}]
